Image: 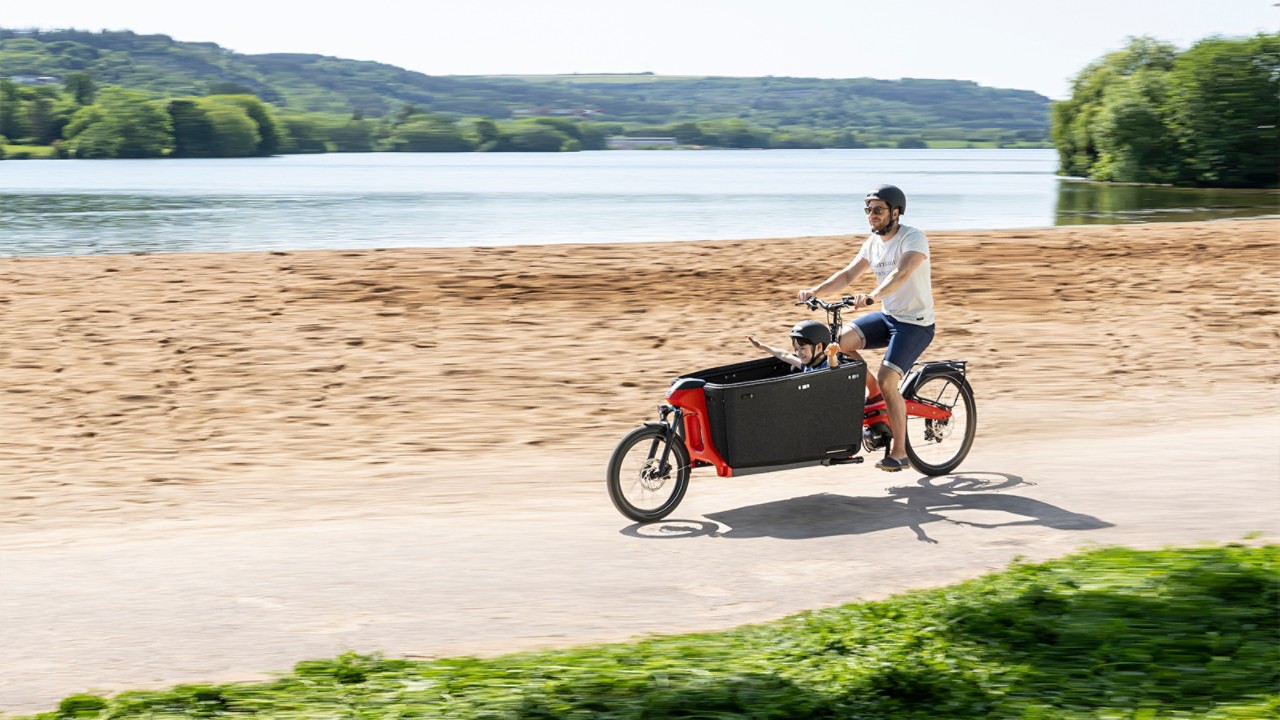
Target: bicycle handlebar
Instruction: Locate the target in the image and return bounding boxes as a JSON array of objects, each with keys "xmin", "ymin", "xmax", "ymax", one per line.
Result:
[{"xmin": 793, "ymin": 295, "xmax": 875, "ymax": 311}]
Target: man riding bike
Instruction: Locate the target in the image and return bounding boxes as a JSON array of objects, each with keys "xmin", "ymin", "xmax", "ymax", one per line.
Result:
[{"xmin": 797, "ymin": 184, "xmax": 936, "ymax": 472}]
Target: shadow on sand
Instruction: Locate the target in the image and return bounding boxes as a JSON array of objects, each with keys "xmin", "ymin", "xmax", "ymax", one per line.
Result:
[{"xmin": 622, "ymin": 472, "xmax": 1112, "ymax": 543}]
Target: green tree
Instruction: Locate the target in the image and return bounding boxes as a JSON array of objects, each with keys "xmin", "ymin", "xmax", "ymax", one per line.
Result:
[
  {"xmin": 63, "ymin": 71, "xmax": 97, "ymax": 105},
  {"xmin": 167, "ymin": 99, "xmax": 217, "ymax": 157},
  {"xmin": 278, "ymin": 115, "xmax": 328, "ymax": 154},
  {"xmin": 328, "ymin": 119, "xmax": 374, "ymax": 152},
  {"xmin": 0, "ymin": 79, "xmax": 24, "ymax": 141},
  {"xmin": 669, "ymin": 122, "xmax": 705, "ymax": 145},
  {"xmin": 389, "ymin": 115, "xmax": 474, "ymax": 152},
  {"xmin": 469, "ymin": 118, "xmax": 500, "ymax": 150},
  {"xmin": 1051, "ymin": 37, "xmax": 1177, "ymax": 179},
  {"xmin": 698, "ymin": 118, "xmax": 770, "ymax": 148},
  {"xmin": 495, "ymin": 122, "xmax": 573, "ymax": 152},
  {"xmin": 205, "ymin": 94, "xmax": 281, "ymax": 156},
  {"xmin": 1165, "ymin": 33, "xmax": 1280, "ymax": 187},
  {"xmin": 63, "ymin": 87, "xmax": 171, "ymax": 158},
  {"xmin": 22, "ymin": 92, "xmax": 60, "ymax": 144},
  {"xmin": 1090, "ymin": 69, "xmax": 1174, "ymax": 183},
  {"xmin": 196, "ymin": 99, "xmax": 260, "ymax": 157}
]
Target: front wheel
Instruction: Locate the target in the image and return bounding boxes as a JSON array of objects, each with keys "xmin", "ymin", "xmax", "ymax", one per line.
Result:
[
  {"xmin": 904, "ymin": 373, "xmax": 976, "ymax": 476},
  {"xmin": 607, "ymin": 425, "xmax": 691, "ymax": 522}
]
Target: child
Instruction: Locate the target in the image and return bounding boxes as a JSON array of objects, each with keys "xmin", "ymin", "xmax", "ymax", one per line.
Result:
[{"xmin": 748, "ymin": 320, "xmax": 842, "ymax": 373}]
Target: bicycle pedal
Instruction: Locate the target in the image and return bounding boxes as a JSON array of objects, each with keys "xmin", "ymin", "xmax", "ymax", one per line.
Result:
[{"xmin": 828, "ymin": 455, "xmax": 864, "ymax": 465}]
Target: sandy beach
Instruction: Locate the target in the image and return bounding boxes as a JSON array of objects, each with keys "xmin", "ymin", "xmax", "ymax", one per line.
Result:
[{"xmin": 1, "ymin": 218, "xmax": 1278, "ymax": 712}]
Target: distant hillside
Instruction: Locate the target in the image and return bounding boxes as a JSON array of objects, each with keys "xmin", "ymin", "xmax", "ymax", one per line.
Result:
[{"xmin": 0, "ymin": 28, "xmax": 1049, "ymax": 138}]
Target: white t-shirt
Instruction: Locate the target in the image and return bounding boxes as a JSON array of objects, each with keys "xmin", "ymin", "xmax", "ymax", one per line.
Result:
[{"xmin": 856, "ymin": 224, "xmax": 934, "ymax": 326}]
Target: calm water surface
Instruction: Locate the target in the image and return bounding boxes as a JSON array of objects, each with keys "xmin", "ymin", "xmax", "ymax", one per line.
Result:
[{"xmin": 0, "ymin": 150, "xmax": 1274, "ymax": 256}]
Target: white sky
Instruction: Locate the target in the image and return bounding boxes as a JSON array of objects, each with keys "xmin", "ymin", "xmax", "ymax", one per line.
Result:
[{"xmin": 3, "ymin": 0, "xmax": 1277, "ymax": 98}]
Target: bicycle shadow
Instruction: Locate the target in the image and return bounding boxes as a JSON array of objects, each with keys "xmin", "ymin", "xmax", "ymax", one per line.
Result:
[{"xmin": 621, "ymin": 473, "xmax": 1112, "ymax": 543}]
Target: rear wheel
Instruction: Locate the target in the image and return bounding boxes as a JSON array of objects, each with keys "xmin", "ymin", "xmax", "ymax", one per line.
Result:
[
  {"xmin": 607, "ymin": 425, "xmax": 691, "ymax": 522},
  {"xmin": 904, "ymin": 373, "xmax": 976, "ymax": 476}
]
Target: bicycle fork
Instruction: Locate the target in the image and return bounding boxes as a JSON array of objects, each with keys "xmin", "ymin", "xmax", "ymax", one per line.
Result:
[{"xmin": 645, "ymin": 405, "xmax": 685, "ymax": 475}]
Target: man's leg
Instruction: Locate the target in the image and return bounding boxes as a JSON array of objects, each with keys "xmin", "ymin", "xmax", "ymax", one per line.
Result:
[
  {"xmin": 836, "ymin": 327, "xmax": 881, "ymax": 399},
  {"xmin": 878, "ymin": 364, "xmax": 907, "ymax": 462}
]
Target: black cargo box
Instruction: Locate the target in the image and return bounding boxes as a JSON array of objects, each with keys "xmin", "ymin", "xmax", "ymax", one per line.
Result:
[{"xmin": 684, "ymin": 357, "xmax": 867, "ymax": 469}]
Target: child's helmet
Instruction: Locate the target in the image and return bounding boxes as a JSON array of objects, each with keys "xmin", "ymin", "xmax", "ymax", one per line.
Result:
[
  {"xmin": 865, "ymin": 184, "xmax": 906, "ymax": 215},
  {"xmin": 790, "ymin": 320, "xmax": 831, "ymax": 347}
]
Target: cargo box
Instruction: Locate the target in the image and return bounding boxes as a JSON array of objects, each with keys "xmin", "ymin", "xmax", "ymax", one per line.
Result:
[{"xmin": 684, "ymin": 356, "xmax": 867, "ymax": 469}]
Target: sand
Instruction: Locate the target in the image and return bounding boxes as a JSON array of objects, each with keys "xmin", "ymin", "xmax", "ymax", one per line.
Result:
[{"xmin": 1, "ymin": 218, "xmax": 1277, "ymax": 712}]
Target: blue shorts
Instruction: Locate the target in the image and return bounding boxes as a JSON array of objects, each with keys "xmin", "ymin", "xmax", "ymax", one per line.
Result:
[{"xmin": 846, "ymin": 312, "xmax": 935, "ymax": 375}]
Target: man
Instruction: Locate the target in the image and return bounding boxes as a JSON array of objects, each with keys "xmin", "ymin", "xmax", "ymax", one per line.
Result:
[{"xmin": 797, "ymin": 184, "xmax": 935, "ymax": 472}]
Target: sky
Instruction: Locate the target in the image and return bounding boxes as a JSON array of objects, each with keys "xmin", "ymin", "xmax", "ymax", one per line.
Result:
[{"xmin": 3, "ymin": 0, "xmax": 1277, "ymax": 99}]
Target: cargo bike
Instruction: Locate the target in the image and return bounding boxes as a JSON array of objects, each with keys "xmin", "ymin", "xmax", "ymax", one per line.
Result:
[{"xmin": 606, "ymin": 296, "xmax": 977, "ymax": 522}]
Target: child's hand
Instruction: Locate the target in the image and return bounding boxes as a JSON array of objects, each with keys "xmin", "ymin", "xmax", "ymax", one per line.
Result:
[
  {"xmin": 825, "ymin": 343, "xmax": 841, "ymax": 367},
  {"xmin": 747, "ymin": 335, "xmax": 764, "ymax": 350}
]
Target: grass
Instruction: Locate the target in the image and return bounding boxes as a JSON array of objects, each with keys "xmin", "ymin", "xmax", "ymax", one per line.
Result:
[
  {"xmin": 20, "ymin": 544, "xmax": 1278, "ymax": 719},
  {"xmin": 0, "ymin": 144, "xmax": 57, "ymax": 159}
]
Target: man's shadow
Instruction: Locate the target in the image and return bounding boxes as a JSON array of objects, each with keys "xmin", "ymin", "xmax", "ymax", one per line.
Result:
[{"xmin": 622, "ymin": 473, "xmax": 1112, "ymax": 543}]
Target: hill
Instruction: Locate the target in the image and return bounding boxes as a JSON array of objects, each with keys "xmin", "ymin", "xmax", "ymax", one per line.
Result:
[{"xmin": 0, "ymin": 28, "xmax": 1049, "ymax": 140}]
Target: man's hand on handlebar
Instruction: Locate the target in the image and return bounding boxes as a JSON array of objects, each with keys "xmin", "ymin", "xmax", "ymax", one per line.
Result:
[{"xmin": 793, "ymin": 294, "xmax": 875, "ymax": 310}]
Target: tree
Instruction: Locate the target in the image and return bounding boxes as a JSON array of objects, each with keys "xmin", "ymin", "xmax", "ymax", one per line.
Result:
[
  {"xmin": 328, "ymin": 119, "xmax": 374, "ymax": 152},
  {"xmin": 63, "ymin": 72, "xmax": 97, "ymax": 105},
  {"xmin": 63, "ymin": 87, "xmax": 171, "ymax": 158},
  {"xmin": 1051, "ymin": 37, "xmax": 1177, "ymax": 180},
  {"xmin": 196, "ymin": 99, "xmax": 260, "ymax": 157},
  {"xmin": 1165, "ymin": 34, "xmax": 1280, "ymax": 187},
  {"xmin": 23, "ymin": 93, "xmax": 60, "ymax": 145},
  {"xmin": 469, "ymin": 118, "xmax": 500, "ymax": 150},
  {"xmin": 0, "ymin": 79, "xmax": 24, "ymax": 141},
  {"xmin": 669, "ymin": 122, "xmax": 705, "ymax": 145},
  {"xmin": 697, "ymin": 118, "xmax": 770, "ymax": 148},
  {"xmin": 205, "ymin": 94, "xmax": 281, "ymax": 156},
  {"xmin": 278, "ymin": 115, "xmax": 327, "ymax": 154},
  {"xmin": 1090, "ymin": 70, "xmax": 1174, "ymax": 183},
  {"xmin": 495, "ymin": 122, "xmax": 573, "ymax": 152},
  {"xmin": 389, "ymin": 116, "xmax": 474, "ymax": 152},
  {"xmin": 167, "ymin": 99, "xmax": 217, "ymax": 157}
]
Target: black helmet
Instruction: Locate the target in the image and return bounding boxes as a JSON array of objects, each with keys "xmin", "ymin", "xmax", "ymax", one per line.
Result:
[
  {"xmin": 790, "ymin": 320, "xmax": 831, "ymax": 348},
  {"xmin": 865, "ymin": 184, "xmax": 906, "ymax": 215}
]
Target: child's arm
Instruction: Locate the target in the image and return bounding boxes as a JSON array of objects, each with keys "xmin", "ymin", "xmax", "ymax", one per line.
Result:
[
  {"xmin": 825, "ymin": 342, "xmax": 841, "ymax": 368},
  {"xmin": 747, "ymin": 335, "xmax": 805, "ymax": 369}
]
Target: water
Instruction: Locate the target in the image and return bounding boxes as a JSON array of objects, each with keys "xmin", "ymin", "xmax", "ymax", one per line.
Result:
[{"xmin": 0, "ymin": 150, "xmax": 1274, "ymax": 257}]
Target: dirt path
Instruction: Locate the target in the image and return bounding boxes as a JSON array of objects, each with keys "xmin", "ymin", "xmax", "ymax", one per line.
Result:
[
  {"xmin": 2, "ymin": 412, "xmax": 1277, "ymax": 714},
  {"xmin": 1, "ymin": 220, "xmax": 1277, "ymax": 713}
]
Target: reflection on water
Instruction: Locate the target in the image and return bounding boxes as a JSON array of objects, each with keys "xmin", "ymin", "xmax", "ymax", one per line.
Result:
[
  {"xmin": 0, "ymin": 151, "xmax": 1275, "ymax": 257},
  {"xmin": 1055, "ymin": 181, "xmax": 1279, "ymax": 225}
]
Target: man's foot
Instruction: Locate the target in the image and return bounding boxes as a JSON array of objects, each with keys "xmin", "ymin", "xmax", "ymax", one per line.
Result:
[
  {"xmin": 864, "ymin": 393, "xmax": 884, "ymax": 408},
  {"xmin": 876, "ymin": 456, "xmax": 910, "ymax": 472}
]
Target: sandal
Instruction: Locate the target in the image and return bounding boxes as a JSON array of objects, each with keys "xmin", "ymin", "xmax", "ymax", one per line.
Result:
[{"xmin": 876, "ymin": 456, "xmax": 910, "ymax": 472}]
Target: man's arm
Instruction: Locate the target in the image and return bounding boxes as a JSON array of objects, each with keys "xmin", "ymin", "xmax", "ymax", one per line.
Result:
[
  {"xmin": 800, "ymin": 256, "xmax": 870, "ymax": 301},
  {"xmin": 866, "ymin": 251, "xmax": 926, "ymax": 304}
]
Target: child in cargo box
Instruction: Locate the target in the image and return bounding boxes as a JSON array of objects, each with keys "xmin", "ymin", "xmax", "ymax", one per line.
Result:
[{"xmin": 747, "ymin": 320, "xmax": 842, "ymax": 373}]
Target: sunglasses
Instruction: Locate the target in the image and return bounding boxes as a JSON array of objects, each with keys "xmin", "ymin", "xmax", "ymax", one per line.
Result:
[{"xmin": 864, "ymin": 206, "xmax": 891, "ymax": 216}]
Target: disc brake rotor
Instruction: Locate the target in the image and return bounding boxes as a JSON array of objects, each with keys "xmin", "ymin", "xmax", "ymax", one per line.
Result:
[
  {"xmin": 638, "ymin": 459, "xmax": 668, "ymax": 491},
  {"xmin": 924, "ymin": 418, "xmax": 953, "ymax": 443}
]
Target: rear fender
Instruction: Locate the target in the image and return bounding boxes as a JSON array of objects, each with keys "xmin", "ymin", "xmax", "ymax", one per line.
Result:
[{"xmin": 901, "ymin": 360, "xmax": 969, "ymax": 399}]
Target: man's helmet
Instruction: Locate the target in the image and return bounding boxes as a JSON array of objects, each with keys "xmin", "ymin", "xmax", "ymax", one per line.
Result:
[
  {"xmin": 865, "ymin": 184, "xmax": 907, "ymax": 215},
  {"xmin": 790, "ymin": 320, "xmax": 831, "ymax": 348}
]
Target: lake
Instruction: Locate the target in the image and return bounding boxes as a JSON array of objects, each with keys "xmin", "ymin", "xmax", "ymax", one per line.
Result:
[{"xmin": 0, "ymin": 149, "xmax": 1275, "ymax": 257}]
